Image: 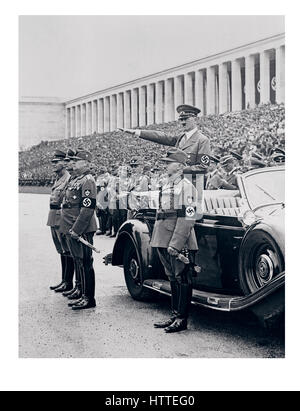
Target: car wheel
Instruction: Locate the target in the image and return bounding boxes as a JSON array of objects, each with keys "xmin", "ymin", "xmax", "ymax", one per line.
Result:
[
  {"xmin": 239, "ymin": 230, "xmax": 284, "ymax": 295},
  {"xmin": 123, "ymin": 240, "xmax": 155, "ymax": 301}
]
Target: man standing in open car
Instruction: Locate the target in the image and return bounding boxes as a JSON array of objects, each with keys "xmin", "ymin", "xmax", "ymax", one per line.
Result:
[{"xmin": 151, "ymin": 148, "xmax": 200, "ymax": 333}]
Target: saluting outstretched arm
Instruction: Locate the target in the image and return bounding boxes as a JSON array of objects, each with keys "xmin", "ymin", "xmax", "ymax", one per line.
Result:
[{"xmin": 119, "ymin": 128, "xmax": 177, "ymax": 147}]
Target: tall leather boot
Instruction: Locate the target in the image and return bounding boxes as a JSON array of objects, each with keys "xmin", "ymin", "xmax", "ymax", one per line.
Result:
[
  {"xmin": 62, "ymin": 257, "xmax": 75, "ymax": 296},
  {"xmin": 154, "ymin": 281, "xmax": 179, "ymax": 328},
  {"xmin": 67, "ymin": 260, "xmax": 82, "ymax": 300},
  {"xmin": 68, "ymin": 259, "xmax": 84, "ymax": 306},
  {"xmin": 50, "ymin": 254, "xmax": 67, "ymax": 290},
  {"xmin": 165, "ymin": 283, "xmax": 192, "ymax": 333}
]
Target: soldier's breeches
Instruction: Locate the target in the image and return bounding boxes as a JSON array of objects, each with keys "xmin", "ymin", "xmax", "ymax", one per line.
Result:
[
  {"xmin": 157, "ymin": 248, "xmax": 189, "ymax": 283},
  {"xmin": 50, "ymin": 227, "xmax": 64, "ymax": 255},
  {"xmin": 66, "ymin": 233, "xmax": 95, "ymax": 299}
]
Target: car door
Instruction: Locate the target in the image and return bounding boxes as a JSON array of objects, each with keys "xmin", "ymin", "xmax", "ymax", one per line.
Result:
[{"xmin": 193, "ymin": 214, "xmax": 245, "ymax": 293}]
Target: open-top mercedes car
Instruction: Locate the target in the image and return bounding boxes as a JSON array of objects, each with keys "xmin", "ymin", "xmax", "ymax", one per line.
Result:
[{"xmin": 106, "ymin": 166, "xmax": 285, "ymax": 327}]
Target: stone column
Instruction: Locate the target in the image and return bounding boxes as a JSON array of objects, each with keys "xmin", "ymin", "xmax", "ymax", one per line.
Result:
[
  {"xmin": 80, "ymin": 104, "xmax": 86, "ymax": 136},
  {"xmin": 155, "ymin": 81, "xmax": 163, "ymax": 124},
  {"xmin": 219, "ymin": 63, "xmax": 228, "ymax": 114},
  {"xmin": 110, "ymin": 95, "xmax": 117, "ymax": 131},
  {"xmin": 195, "ymin": 70, "xmax": 204, "ymax": 114},
  {"xmin": 71, "ymin": 107, "xmax": 76, "ymax": 137},
  {"xmin": 75, "ymin": 105, "xmax": 79, "ymax": 137},
  {"xmin": 131, "ymin": 89, "xmax": 139, "ymax": 127},
  {"xmin": 97, "ymin": 98, "xmax": 104, "ymax": 133},
  {"xmin": 276, "ymin": 46, "xmax": 285, "ymax": 103},
  {"xmin": 124, "ymin": 91, "xmax": 131, "ymax": 128},
  {"xmin": 91, "ymin": 100, "xmax": 97, "ymax": 133},
  {"xmin": 104, "ymin": 97, "xmax": 110, "ymax": 132},
  {"xmin": 85, "ymin": 102, "xmax": 92, "ymax": 135},
  {"xmin": 65, "ymin": 107, "xmax": 71, "ymax": 138},
  {"xmin": 117, "ymin": 93, "xmax": 124, "ymax": 129},
  {"xmin": 184, "ymin": 73, "xmax": 193, "ymax": 105},
  {"xmin": 165, "ymin": 78, "xmax": 174, "ymax": 122},
  {"xmin": 206, "ymin": 66, "xmax": 216, "ymax": 115},
  {"xmin": 139, "ymin": 86, "xmax": 146, "ymax": 126},
  {"xmin": 260, "ymin": 50, "xmax": 271, "ymax": 104},
  {"xmin": 232, "ymin": 59, "xmax": 242, "ymax": 111},
  {"xmin": 245, "ymin": 55, "xmax": 256, "ymax": 109},
  {"xmin": 147, "ymin": 84, "xmax": 155, "ymax": 125}
]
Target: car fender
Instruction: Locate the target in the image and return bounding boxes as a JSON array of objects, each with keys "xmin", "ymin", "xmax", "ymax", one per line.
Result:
[
  {"xmin": 243, "ymin": 220, "xmax": 285, "ymax": 258},
  {"xmin": 111, "ymin": 219, "xmax": 158, "ymax": 277}
]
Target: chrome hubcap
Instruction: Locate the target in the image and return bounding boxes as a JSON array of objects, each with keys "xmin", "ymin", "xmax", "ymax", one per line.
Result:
[
  {"xmin": 129, "ymin": 259, "xmax": 139, "ymax": 280},
  {"xmin": 256, "ymin": 253, "xmax": 274, "ymax": 286}
]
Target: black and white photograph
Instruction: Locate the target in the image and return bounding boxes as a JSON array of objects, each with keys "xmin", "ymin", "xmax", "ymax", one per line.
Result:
[
  {"xmin": 3, "ymin": 1, "xmax": 300, "ymax": 392},
  {"xmin": 18, "ymin": 14, "xmax": 286, "ymax": 360}
]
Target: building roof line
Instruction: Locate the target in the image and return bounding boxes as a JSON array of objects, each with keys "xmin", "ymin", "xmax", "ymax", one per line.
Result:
[{"xmin": 65, "ymin": 32, "xmax": 285, "ymax": 105}]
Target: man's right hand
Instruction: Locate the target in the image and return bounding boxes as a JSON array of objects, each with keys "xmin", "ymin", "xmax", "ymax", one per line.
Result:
[{"xmin": 118, "ymin": 128, "xmax": 136, "ymax": 135}]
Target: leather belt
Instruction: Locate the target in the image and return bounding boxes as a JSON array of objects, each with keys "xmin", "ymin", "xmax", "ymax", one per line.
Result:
[
  {"xmin": 50, "ymin": 204, "xmax": 61, "ymax": 210},
  {"xmin": 156, "ymin": 209, "xmax": 185, "ymax": 220},
  {"xmin": 62, "ymin": 204, "xmax": 80, "ymax": 209}
]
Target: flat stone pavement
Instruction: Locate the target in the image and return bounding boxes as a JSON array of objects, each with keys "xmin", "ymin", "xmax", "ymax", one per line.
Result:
[{"xmin": 19, "ymin": 193, "xmax": 285, "ymax": 358}]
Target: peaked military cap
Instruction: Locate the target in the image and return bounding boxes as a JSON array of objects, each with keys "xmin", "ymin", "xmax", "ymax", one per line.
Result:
[
  {"xmin": 210, "ymin": 155, "xmax": 221, "ymax": 164},
  {"xmin": 64, "ymin": 148, "xmax": 77, "ymax": 161},
  {"xmin": 220, "ymin": 155, "xmax": 235, "ymax": 166},
  {"xmin": 176, "ymin": 104, "xmax": 201, "ymax": 120},
  {"xmin": 250, "ymin": 157, "xmax": 267, "ymax": 168},
  {"xmin": 51, "ymin": 149, "xmax": 66, "ymax": 163},
  {"xmin": 272, "ymin": 148, "xmax": 285, "ymax": 156},
  {"xmin": 230, "ymin": 151, "xmax": 243, "ymax": 161},
  {"xmin": 272, "ymin": 153, "xmax": 285, "ymax": 163},
  {"xmin": 72, "ymin": 149, "xmax": 93, "ymax": 162},
  {"xmin": 161, "ymin": 148, "xmax": 189, "ymax": 164}
]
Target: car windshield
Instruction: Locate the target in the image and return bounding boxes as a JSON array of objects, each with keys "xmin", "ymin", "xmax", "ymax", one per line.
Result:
[{"xmin": 243, "ymin": 168, "xmax": 285, "ymax": 210}]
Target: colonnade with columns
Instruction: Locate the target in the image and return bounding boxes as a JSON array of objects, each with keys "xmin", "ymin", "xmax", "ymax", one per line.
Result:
[{"xmin": 65, "ymin": 35, "xmax": 285, "ymax": 138}]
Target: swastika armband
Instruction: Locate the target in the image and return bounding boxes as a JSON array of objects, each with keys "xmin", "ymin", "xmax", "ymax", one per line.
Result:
[
  {"xmin": 80, "ymin": 197, "xmax": 96, "ymax": 209},
  {"xmin": 200, "ymin": 155, "xmax": 210, "ymax": 167}
]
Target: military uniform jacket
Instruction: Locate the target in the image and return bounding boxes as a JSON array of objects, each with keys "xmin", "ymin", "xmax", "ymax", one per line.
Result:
[
  {"xmin": 60, "ymin": 171, "xmax": 97, "ymax": 235},
  {"xmin": 150, "ymin": 173, "xmax": 199, "ymax": 251},
  {"xmin": 221, "ymin": 168, "xmax": 239, "ymax": 189},
  {"xmin": 139, "ymin": 129, "xmax": 211, "ymax": 167},
  {"xmin": 46, "ymin": 171, "xmax": 70, "ymax": 228},
  {"xmin": 96, "ymin": 174, "xmax": 109, "ymax": 210}
]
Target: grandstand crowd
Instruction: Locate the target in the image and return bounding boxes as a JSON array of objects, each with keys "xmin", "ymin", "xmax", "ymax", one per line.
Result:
[{"xmin": 19, "ymin": 103, "xmax": 285, "ymax": 186}]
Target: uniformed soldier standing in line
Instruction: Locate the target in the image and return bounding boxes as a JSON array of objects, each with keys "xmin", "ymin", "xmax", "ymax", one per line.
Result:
[
  {"xmin": 60, "ymin": 148, "xmax": 83, "ymax": 299},
  {"xmin": 96, "ymin": 166, "xmax": 110, "ymax": 235},
  {"xmin": 151, "ymin": 148, "xmax": 199, "ymax": 333},
  {"xmin": 59, "ymin": 150, "xmax": 98, "ymax": 310},
  {"xmin": 47, "ymin": 150, "xmax": 74, "ymax": 292}
]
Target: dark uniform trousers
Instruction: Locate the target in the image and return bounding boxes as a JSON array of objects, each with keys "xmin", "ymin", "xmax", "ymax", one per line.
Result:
[{"xmin": 66, "ymin": 232, "xmax": 95, "ymax": 299}]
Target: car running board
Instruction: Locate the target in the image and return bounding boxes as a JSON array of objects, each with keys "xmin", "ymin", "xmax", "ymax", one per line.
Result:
[{"xmin": 143, "ymin": 272, "xmax": 285, "ymax": 312}]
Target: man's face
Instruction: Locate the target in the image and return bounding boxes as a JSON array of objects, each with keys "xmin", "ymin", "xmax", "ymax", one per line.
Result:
[
  {"xmin": 166, "ymin": 161, "xmax": 180, "ymax": 176},
  {"xmin": 208, "ymin": 162, "xmax": 217, "ymax": 173},
  {"xmin": 73, "ymin": 159, "xmax": 88, "ymax": 173},
  {"xmin": 52, "ymin": 160, "xmax": 65, "ymax": 173},
  {"xmin": 65, "ymin": 159, "xmax": 74, "ymax": 173},
  {"xmin": 224, "ymin": 161, "xmax": 235, "ymax": 173},
  {"xmin": 179, "ymin": 116, "xmax": 196, "ymax": 132}
]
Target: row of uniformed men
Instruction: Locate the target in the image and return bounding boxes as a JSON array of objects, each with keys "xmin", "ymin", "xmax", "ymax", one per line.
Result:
[{"xmin": 47, "ymin": 148, "xmax": 98, "ymax": 310}]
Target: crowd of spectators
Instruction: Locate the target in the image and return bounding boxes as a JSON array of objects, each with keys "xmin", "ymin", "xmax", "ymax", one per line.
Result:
[{"xmin": 19, "ymin": 103, "xmax": 285, "ymax": 185}]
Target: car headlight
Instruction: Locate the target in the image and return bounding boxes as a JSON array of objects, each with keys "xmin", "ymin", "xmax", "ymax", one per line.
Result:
[{"xmin": 239, "ymin": 210, "xmax": 258, "ymax": 227}]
